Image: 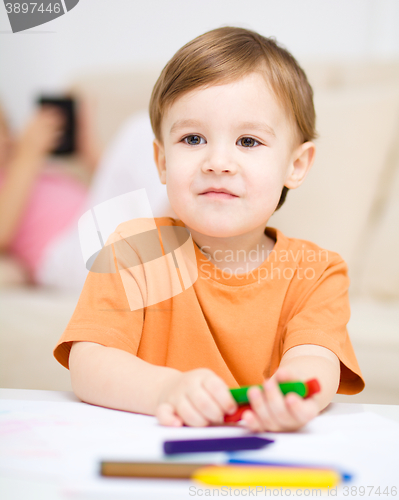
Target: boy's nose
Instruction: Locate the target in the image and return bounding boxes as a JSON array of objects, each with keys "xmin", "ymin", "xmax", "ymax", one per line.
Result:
[{"xmin": 201, "ymin": 148, "xmax": 237, "ymax": 175}]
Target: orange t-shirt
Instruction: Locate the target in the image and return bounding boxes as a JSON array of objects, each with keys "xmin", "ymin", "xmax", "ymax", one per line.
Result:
[{"xmin": 54, "ymin": 216, "xmax": 365, "ymax": 394}]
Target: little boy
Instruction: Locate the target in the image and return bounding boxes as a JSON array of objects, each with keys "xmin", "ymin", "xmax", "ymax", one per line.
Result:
[{"xmin": 54, "ymin": 26, "xmax": 365, "ymax": 433}]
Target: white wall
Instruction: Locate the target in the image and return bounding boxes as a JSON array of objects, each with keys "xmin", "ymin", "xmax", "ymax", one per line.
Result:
[{"xmin": 1, "ymin": 0, "xmax": 399, "ymax": 130}]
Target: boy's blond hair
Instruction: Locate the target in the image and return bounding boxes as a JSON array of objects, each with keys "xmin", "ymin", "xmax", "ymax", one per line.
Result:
[{"xmin": 149, "ymin": 26, "xmax": 317, "ymax": 211}]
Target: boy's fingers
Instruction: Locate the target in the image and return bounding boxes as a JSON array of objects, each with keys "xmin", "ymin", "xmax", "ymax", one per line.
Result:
[
  {"xmin": 262, "ymin": 379, "xmax": 302, "ymax": 430},
  {"xmin": 285, "ymin": 393, "xmax": 319, "ymax": 425},
  {"xmin": 202, "ymin": 376, "xmax": 237, "ymax": 417},
  {"xmin": 176, "ymin": 397, "xmax": 209, "ymax": 427},
  {"xmin": 188, "ymin": 386, "xmax": 225, "ymax": 424},
  {"xmin": 242, "ymin": 408, "xmax": 263, "ymax": 433},
  {"xmin": 246, "ymin": 386, "xmax": 276, "ymax": 430},
  {"xmin": 156, "ymin": 403, "xmax": 183, "ymax": 427}
]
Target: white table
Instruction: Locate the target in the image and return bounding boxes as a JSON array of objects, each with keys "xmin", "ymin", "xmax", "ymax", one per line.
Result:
[{"xmin": 1, "ymin": 388, "xmax": 399, "ymax": 500}]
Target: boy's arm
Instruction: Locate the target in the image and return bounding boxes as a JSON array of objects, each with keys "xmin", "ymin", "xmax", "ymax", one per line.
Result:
[
  {"xmin": 278, "ymin": 344, "xmax": 341, "ymax": 412},
  {"xmin": 69, "ymin": 341, "xmax": 238, "ymax": 427},
  {"xmin": 69, "ymin": 341, "xmax": 182, "ymax": 416}
]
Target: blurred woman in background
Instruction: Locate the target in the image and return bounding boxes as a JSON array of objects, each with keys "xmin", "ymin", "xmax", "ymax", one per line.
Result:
[
  {"xmin": 0, "ymin": 101, "xmax": 99, "ymax": 285},
  {"xmin": 0, "ymin": 105, "xmax": 174, "ymax": 291}
]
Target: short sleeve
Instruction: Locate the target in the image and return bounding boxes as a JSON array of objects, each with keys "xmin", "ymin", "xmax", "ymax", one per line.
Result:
[
  {"xmin": 53, "ymin": 241, "xmax": 144, "ymax": 370},
  {"xmin": 282, "ymin": 257, "xmax": 365, "ymax": 395}
]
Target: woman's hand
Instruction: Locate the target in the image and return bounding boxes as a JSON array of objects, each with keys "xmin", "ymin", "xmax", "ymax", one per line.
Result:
[
  {"xmin": 156, "ymin": 368, "xmax": 238, "ymax": 427},
  {"xmin": 16, "ymin": 106, "xmax": 65, "ymax": 162},
  {"xmin": 242, "ymin": 366, "xmax": 320, "ymax": 433}
]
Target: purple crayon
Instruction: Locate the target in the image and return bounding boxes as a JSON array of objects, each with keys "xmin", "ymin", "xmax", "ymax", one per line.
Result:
[{"xmin": 163, "ymin": 436, "xmax": 274, "ymax": 455}]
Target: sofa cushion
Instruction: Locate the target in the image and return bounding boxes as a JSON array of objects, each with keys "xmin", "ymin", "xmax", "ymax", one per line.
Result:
[
  {"xmin": 270, "ymin": 82, "xmax": 399, "ymax": 296},
  {"xmin": 358, "ymin": 149, "xmax": 399, "ymax": 299}
]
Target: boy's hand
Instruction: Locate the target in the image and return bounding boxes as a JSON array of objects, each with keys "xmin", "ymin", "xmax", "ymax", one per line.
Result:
[
  {"xmin": 242, "ymin": 367, "xmax": 319, "ymax": 433},
  {"xmin": 156, "ymin": 368, "xmax": 238, "ymax": 427}
]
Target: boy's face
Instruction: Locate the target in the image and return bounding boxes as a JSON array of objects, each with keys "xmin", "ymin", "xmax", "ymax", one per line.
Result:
[{"xmin": 153, "ymin": 71, "xmax": 314, "ymax": 240}]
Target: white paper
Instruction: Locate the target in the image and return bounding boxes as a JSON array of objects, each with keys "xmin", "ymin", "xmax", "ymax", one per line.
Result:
[{"xmin": 1, "ymin": 399, "xmax": 399, "ymax": 499}]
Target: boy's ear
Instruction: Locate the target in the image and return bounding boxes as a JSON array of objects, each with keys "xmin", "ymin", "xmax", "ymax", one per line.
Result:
[
  {"xmin": 153, "ymin": 138, "xmax": 167, "ymax": 185},
  {"xmin": 284, "ymin": 141, "xmax": 316, "ymax": 190}
]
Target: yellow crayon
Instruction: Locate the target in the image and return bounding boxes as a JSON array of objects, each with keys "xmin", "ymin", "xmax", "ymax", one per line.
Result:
[{"xmin": 192, "ymin": 465, "xmax": 341, "ymax": 488}]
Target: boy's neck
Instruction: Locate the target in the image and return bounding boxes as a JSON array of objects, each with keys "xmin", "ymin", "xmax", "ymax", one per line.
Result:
[{"xmin": 188, "ymin": 226, "xmax": 276, "ymax": 273}]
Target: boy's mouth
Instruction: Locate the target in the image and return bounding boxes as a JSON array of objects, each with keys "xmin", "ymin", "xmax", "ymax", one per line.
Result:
[
  {"xmin": 200, "ymin": 187, "xmax": 239, "ymax": 198},
  {"xmin": 201, "ymin": 192, "xmax": 238, "ymax": 200}
]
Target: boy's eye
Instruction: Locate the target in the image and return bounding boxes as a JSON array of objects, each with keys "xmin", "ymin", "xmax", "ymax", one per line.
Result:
[
  {"xmin": 238, "ymin": 137, "xmax": 260, "ymax": 148},
  {"xmin": 182, "ymin": 135, "xmax": 205, "ymax": 145},
  {"xmin": 181, "ymin": 135, "xmax": 261, "ymax": 147}
]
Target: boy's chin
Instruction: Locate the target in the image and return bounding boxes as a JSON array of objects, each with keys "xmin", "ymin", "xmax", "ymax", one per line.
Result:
[{"xmin": 184, "ymin": 219, "xmax": 246, "ymax": 239}]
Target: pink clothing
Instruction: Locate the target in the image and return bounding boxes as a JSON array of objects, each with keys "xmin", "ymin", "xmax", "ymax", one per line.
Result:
[{"xmin": 0, "ymin": 169, "xmax": 88, "ymax": 279}]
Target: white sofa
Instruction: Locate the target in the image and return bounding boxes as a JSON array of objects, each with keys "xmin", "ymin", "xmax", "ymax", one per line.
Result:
[{"xmin": 1, "ymin": 61, "xmax": 399, "ymax": 404}]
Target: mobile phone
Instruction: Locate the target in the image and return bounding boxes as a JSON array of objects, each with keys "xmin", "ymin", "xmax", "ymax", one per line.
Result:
[{"xmin": 37, "ymin": 96, "xmax": 76, "ymax": 155}]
